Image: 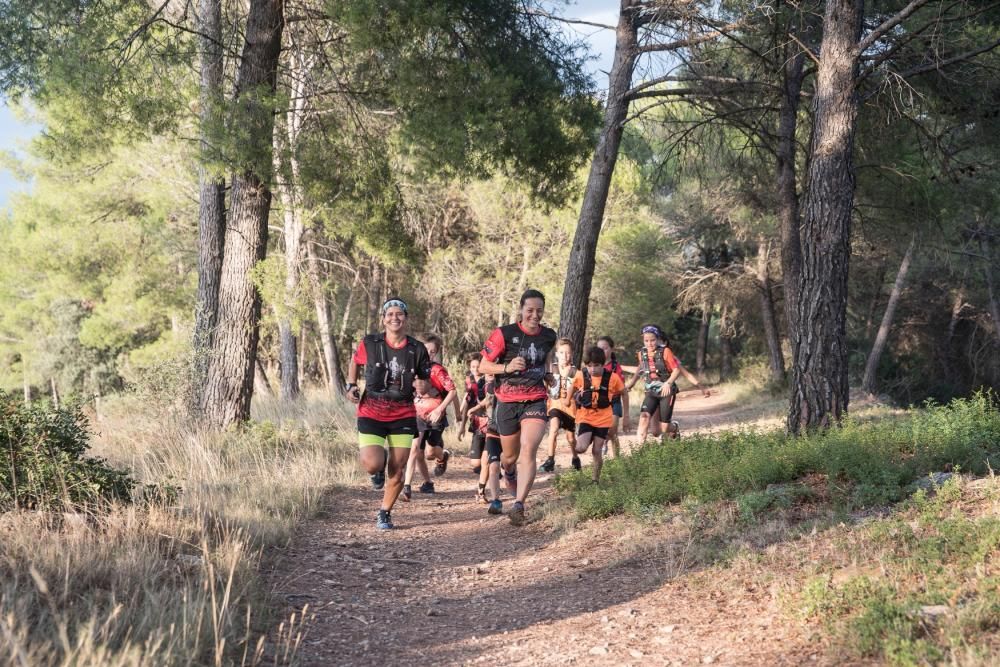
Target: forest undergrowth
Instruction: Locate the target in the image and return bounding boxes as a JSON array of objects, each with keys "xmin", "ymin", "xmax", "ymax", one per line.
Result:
[{"xmin": 0, "ymin": 388, "xmax": 358, "ymax": 666}]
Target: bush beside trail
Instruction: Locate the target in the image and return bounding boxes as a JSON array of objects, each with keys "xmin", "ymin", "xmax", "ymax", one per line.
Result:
[
  {"xmin": 558, "ymin": 393, "xmax": 1000, "ymax": 520},
  {"xmin": 0, "ymin": 393, "xmax": 138, "ymax": 511}
]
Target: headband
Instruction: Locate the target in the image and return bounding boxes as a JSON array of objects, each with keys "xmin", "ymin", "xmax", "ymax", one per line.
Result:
[
  {"xmin": 381, "ymin": 298, "xmax": 408, "ymax": 315},
  {"xmin": 641, "ymin": 325, "xmax": 661, "ymax": 336}
]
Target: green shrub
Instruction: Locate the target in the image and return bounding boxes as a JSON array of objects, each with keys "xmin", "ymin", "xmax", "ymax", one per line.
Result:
[
  {"xmin": 562, "ymin": 392, "xmax": 1000, "ymax": 520},
  {"xmin": 0, "ymin": 393, "xmax": 138, "ymax": 510}
]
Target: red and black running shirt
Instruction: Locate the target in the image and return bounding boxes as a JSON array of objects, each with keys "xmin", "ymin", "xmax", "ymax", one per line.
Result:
[
  {"xmin": 481, "ymin": 322, "xmax": 557, "ymax": 403},
  {"xmin": 352, "ymin": 336, "xmax": 431, "ymax": 421}
]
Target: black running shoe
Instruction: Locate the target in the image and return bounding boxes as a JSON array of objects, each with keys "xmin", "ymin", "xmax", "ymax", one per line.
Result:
[
  {"xmin": 419, "ymin": 480, "xmax": 435, "ymax": 494},
  {"xmin": 376, "ymin": 509, "xmax": 393, "ymax": 530},
  {"xmin": 401, "ymin": 484, "xmax": 412, "ymax": 501},
  {"xmin": 539, "ymin": 457, "xmax": 555, "ymax": 473},
  {"xmin": 433, "ymin": 449, "xmax": 451, "ymax": 477},
  {"xmin": 571, "ymin": 455, "xmax": 582, "ymax": 471},
  {"xmin": 370, "ymin": 471, "xmax": 385, "ymax": 490},
  {"xmin": 508, "ymin": 501, "xmax": 526, "ymax": 526}
]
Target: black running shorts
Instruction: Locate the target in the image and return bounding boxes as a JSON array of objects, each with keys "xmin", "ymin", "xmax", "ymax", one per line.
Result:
[
  {"xmin": 640, "ymin": 384, "xmax": 677, "ymax": 423},
  {"xmin": 494, "ymin": 399, "xmax": 548, "ymax": 436}
]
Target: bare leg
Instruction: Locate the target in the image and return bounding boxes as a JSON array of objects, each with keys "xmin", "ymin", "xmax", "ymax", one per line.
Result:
[
  {"xmin": 637, "ymin": 412, "xmax": 651, "ymax": 443},
  {"xmin": 609, "ymin": 415, "xmax": 621, "ymax": 458},
  {"xmin": 545, "ymin": 416, "xmax": 559, "ymax": 458},
  {"xmin": 574, "ymin": 430, "xmax": 593, "ymax": 455},
  {"xmin": 515, "ymin": 419, "xmax": 547, "ymax": 504},
  {"xmin": 360, "ymin": 445, "xmax": 386, "ymax": 475},
  {"xmin": 590, "ymin": 437, "xmax": 605, "ymax": 482},
  {"xmin": 500, "ymin": 433, "xmax": 521, "ymax": 493},
  {"xmin": 382, "ymin": 447, "xmax": 411, "ymax": 510},
  {"xmin": 486, "ymin": 461, "xmax": 501, "ymax": 500},
  {"xmin": 403, "ymin": 439, "xmax": 420, "ymax": 486}
]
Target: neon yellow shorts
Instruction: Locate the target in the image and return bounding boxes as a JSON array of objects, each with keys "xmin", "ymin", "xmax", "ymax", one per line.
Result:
[{"xmin": 357, "ymin": 417, "xmax": 418, "ymax": 449}]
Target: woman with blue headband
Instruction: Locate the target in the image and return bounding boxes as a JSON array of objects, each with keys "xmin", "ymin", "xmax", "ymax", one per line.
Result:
[
  {"xmin": 345, "ymin": 297, "xmax": 432, "ymax": 530},
  {"xmin": 625, "ymin": 324, "xmax": 683, "ymax": 444}
]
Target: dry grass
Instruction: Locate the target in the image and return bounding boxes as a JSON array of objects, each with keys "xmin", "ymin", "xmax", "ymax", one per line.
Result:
[{"xmin": 0, "ymin": 390, "xmax": 357, "ymax": 666}]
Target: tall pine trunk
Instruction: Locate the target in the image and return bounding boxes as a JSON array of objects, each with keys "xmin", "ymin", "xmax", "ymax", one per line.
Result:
[
  {"xmin": 305, "ymin": 236, "xmax": 346, "ymax": 395},
  {"xmin": 862, "ymin": 236, "xmax": 915, "ymax": 396},
  {"xmin": 696, "ymin": 302, "xmax": 712, "ymax": 374},
  {"xmin": 983, "ymin": 239, "xmax": 1000, "ymax": 345},
  {"xmin": 191, "ymin": 0, "xmax": 226, "ymax": 413},
  {"xmin": 777, "ymin": 51, "xmax": 805, "ymax": 348},
  {"xmin": 756, "ymin": 238, "xmax": 785, "ymax": 382},
  {"xmin": 719, "ymin": 305, "xmax": 734, "ymax": 380},
  {"xmin": 788, "ymin": 0, "xmax": 862, "ymax": 433},
  {"xmin": 201, "ymin": 0, "xmax": 284, "ymax": 428},
  {"xmin": 557, "ymin": 0, "xmax": 639, "ymax": 362}
]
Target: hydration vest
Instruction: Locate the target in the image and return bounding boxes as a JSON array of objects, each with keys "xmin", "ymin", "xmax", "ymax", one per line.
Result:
[
  {"xmin": 498, "ymin": 323, "xmax": 557, "ymax": 389},
  {"xmin": 362, "ymin": 334, "xmax": 419, "ymax": 401},
  {"xmin": 638, "ymin": 346, "xmax": 670, "ymax": 381},
  {"xmin": 576, "ymin": 368, "xmax": 612, "ymax": 409},
  {"xmin": 548, "ymin": 367, "xmax": 574, "ymax": 400}
]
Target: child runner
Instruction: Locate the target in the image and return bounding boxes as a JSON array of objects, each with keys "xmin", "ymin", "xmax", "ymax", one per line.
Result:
[
  {"xmin": 540, "ymin": 338, "xmax": 577, "ymax": 473},
  {"xmin": 346, "ymin": 297, "xmax": 431, "ymax": 530},
  {"xmin": 467, "ymin": 374, "xmax": 505, "ymax": 514},
  {"xmin": 625, "ymin": 324, "xmax": 682, "ymax": 445},
  {"xmin": 402, "ymin": 333, "xmax": 457, "ymax": 500},
  {"xmin": 649, "ymin": 326, "xmax": 710, "ymax": 439},
  {"xmin": 596, "ymin": 336, "xmax": 629, "ymax": 458},
  {"xmin": 477, "ymin": 289, "xmax": 557, "ymax": 526},
  {"xmin": 571, "ymin": 346, "xmax": 624, "ymax": 484},
  {"xmin": 458, "ymin": 353, "xmax": 487, "ymax": 477}
]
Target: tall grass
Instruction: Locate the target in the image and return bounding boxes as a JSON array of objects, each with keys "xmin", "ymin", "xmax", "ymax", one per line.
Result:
[
  {"xmin": 1, "ymin": 391, "xmax": 357, "ymax": 665},
  {"xmin": 560, "ymin": 392, "xmax": 1000, "ymax": 520}
]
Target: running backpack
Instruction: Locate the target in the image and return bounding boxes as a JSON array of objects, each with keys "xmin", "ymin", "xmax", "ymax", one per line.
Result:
[
  {"xmin": 362, "ymin": 334, "xmax": 418, "ymax": 401},
  {"xmin": 575, "ymin": 369, "xmax": 611, "ymax": 409}
]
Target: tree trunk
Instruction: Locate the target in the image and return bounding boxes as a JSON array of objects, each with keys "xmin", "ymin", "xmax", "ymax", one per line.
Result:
[
  {"xmin": 863, "ymin": 260, "xmax": 888, "ymax": 342},
  {"xmin": 254, "ymin": 357, "xmax": 274, "ymax": 396},
  {"xmin": 756, "ymin": 237, "xmax": 785, "ymax": 382},
  {"xmin": 946, "ymin": 283, "xmax": 965, "ymax": 346},
  {"xmin": 510, "ymin": 243, "xmax": 533, "ymax": 323},
  {"xmin": 366, "ymin": 259, "xmax": 381, "ymax": 333},
  {"xmin": 338, "ymin": 271, "xmax": 359, "ymax": 347},
  {"xmin": 719, "ymin": 305, "xmax": 734, "ymax": 380},
  {"xmin": 558, "ymin": 0, "xmax": 639, "ymax": 363},
  {"xmin": 862, "ymin": 236, "xmax": 915, "ymax": 396},
  {"xmin": 983, "ymin": 239, "xmax": 1000, "ymax": 345},
  {"xmin": 201, "ymin": 0, "xmax": 284, "ymax": 428},
  {"xmin": 788, "ymin": 0, "xmax": 862, "ymax": 433},
  {"xmin": 50, "ymin": 378, "xmax": 59, "ymax": 410},
  {"xmin": 777, "ymin": 51, "xmax": 806, "ymax": 349},
  {"xmin": 306, "ymin": 238, "xmax": 347, "ymax": 395},
  {"xmin": 191, "ymin": 0, "xmax": 226, "ymax": 414},
  {"xmin": 696, "ymin": 302, "xmax": 712, "ymax": 374}
]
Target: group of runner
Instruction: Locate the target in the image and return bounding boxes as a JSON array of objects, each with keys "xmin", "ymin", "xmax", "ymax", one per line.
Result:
[{"xmin": 346, "ymin": 291, "xmax": 708, "ymax": 531}]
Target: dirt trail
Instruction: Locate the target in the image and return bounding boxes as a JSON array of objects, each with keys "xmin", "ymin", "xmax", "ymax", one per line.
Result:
[{"xmin": 269, "ymin": 389, "xmax": 822, "ymax": 666}]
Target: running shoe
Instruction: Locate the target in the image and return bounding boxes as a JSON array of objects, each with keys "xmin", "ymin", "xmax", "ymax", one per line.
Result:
[
  {"xmin": 668, "ymin": 421, "xmax": 681, "ymax": 440},
  {"xmin": 401, "ymin": 484, "xmax": 412, "ymax": 501},
  {"xmin": 434, "ymin": 449, "xmax": 451, "ymax": 477},
  {"xmin": 508, "ymin": 501, "xmax": 526, "ymax": 526},
  {"xmin": 418, "ymin": 480, "xmax": 435, "ymax": 494},
  {"xmin": 376, "ymin": 509, "xmax": 393, "ymax": 530},
  {"xmin": 370, "ymin": 471, "xmax": 385, "ymax": 490},
  {"xmin": 488, "ymin": 499, "xmax": 503, "ymax": 515},
  {"xmin": 571, "ymin": 456, "xmax": 582, "ymax": 471},
  {"xmin": 539, "ymin": 456, "xmax": 555, "ymax": 473}
]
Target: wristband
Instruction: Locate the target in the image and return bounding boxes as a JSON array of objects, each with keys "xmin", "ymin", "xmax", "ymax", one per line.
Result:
[{"xmin": 346, "ymin": 382, "xmax": 358, "ymax": 392}]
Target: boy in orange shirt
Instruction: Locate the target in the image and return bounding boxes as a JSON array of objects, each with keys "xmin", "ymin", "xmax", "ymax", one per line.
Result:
[{"xmin": 571, "ymin": 346, "xmax": 624, "ymax": 484}]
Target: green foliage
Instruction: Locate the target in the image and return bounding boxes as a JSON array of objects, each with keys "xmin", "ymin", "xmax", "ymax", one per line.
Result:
[
  {"xmin": 0, "ymin": 393, "xmax": 137, "ymax": 510},
  {"xmin": 799, "ymin": 476, "xmax": 1000, "ymax": 664},
  {"xmin": 559, "ymin": 393, "xmax": 1000, "ymax": 520}
]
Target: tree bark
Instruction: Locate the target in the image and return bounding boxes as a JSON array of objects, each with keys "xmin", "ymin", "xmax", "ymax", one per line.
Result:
[
  {"xmin": 777, "ymin": 51, "xmax": 806, "ymax": 349},
  {"xmin": 50, "ymin": 377, "xmax": 59, "ymax": 410},
  {"xmin": 696, "ymin": 302, "xmax": 712, "ymax": 374},
  {"xmin": 305, "ymin": 236, "xmax": 347, "ymax": 395},
  {"xmin": 338, "ymin": 271, "xmax": 359, "ymax": 347},
  {"xmin": 201, "ymin": 0, "xmax": 284, "ymax": 428},
  {"xmin": 558, "ymin": 0, "xmax": 639, "ymax": 363},
  {"xmin": 863, "ymin": 260, "xmax": 888, "ymax": 342},
  {"xmin": 756, "ymin": 237, "xmax": 785, "ymax": 382},
  {"xmin": 983, "ymin": 239, "xmax": 1000, "ymax": 346},
  {"xmin": 719, "ymin": 304, "xmax": 734, "ymax": 380},
  {"xmin": 191, "ymin": 0, "xmax": 226, "ymax": 414},
  {"xmin": 788, "ymin": 0, "xmax": 862, "ymax": 433},
  {"xmin": 862, "ymin": 235, "xmax": 915, "ymax": 396}
]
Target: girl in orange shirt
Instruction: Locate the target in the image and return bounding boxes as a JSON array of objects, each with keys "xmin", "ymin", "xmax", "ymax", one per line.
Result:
[{"xmin": 571, "ymin": 346, "xmax": 624, "ymax": 484}]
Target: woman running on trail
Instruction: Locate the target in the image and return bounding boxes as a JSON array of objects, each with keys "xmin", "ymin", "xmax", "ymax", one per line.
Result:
[
  {"xmin": 346, "ymin": 298, "xmax": 432, "ymax": 530},
  {"xmin": 596, "ymin": 336, "xmax": 629, "ymax": 458},
  {"xmin": 540, "ymin": 338, "xmax": 577, "ymax": 473},
  {"xmin": 626, "ymin": 324, "xmax": 683, "ymax": 444},
  {"xmin": 571, "ymin": 346, "xmax": 624, "ymax": 484},
  {"xmin": 402, "ymin": 333, "xmax": 457, "ymax": 500},
  {"xmin": 458, "ymin": 353, "xmax": 487, "ymax": 476},
  {"xmin": 477, "ymin": 289, "xmax": 557, "ymax": 526}
]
